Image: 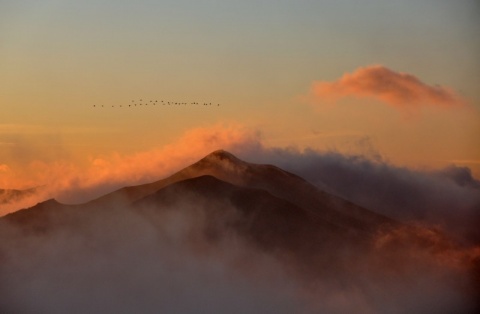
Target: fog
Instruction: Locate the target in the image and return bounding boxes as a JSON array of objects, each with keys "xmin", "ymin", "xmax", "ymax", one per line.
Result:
[
  {"xmin": 1, "ymin": 189, "xmax": 478, "ymax": 313},
  {"xmin": 0, "ymin": 201, "xmax": 304, "ymax": 314}
]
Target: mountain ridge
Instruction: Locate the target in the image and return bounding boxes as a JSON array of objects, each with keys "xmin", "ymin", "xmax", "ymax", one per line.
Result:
[{"xmin": 2, "ymin": 150, "xmax": 394, "ymax": 236}]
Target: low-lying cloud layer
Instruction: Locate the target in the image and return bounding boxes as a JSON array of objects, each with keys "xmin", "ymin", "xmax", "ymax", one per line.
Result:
[
  {"xmin": 240, "ymin": 147, "xmax": 480, "ymax": 244},
  {"xmin": 308, "ymin": 65, "xmax": 466, "ymax": 114},
  {"xmin": 1, "ymin": 187, "xmax": 478, "ymax": 313},
  {"xmin": 0, "ymin": 203, "xmax": 306, "ymax": 314}
]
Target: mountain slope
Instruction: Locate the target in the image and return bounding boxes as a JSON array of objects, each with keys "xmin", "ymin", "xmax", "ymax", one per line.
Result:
[
  {"xmin": 1, "ymin": 150, "xmax": 395, "ymax": 246},
  {"xmin": 88, "ymin": 150, "xmax": 394, "ymax": 233},
  {"xmin": 135, "ymin": 174, "xmax": 361, "ymax": 245}
]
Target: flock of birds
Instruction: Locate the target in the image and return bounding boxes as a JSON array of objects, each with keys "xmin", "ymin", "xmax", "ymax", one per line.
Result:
[{"xmin": 93, "ymin": 99, "xmax": 221, "ymax": 108}]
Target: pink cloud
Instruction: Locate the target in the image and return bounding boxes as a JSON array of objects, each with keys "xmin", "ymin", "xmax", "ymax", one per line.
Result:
[
  {"xmin": 0, "ymin": 124, "xmax": 261, "ymax": 215},
  {"xmin": 309, "ymin": 65, "xmax": 466, "ymax": 113}
]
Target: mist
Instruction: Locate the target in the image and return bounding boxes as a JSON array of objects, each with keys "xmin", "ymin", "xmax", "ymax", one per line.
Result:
[
  {"xmin": 0, "ymin": 200, "xmax": 304, "ymax": 314},
  {"xmin": 1, "ymin": 184, "xmax": 478, "ymax": 313},
  {"xmin": 238, "ymin": 147, "xmax": 480, "ymax": 244}
]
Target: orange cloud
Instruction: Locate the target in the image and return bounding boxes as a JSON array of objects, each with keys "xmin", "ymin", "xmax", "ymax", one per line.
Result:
[
  {"xmin": 309, "ymin": 65, "xmax": 466, "ymax": 113},
  {"xmin": 0, "ymin": 124, "xmax": 260, "ymax": 215}
]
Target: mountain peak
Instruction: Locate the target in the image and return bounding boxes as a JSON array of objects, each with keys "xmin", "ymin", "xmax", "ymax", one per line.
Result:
[
  {"xmin": 196, "ymin": 150, "xmax": 247, "ymax": 170},
  {"xmin": 204, "ymin": 149, "xmax": 242, "ymax": 162}
]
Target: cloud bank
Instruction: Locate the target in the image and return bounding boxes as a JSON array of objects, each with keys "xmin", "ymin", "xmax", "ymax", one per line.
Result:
[
  {"xmin": 1, "ymin": 183, "xmax": 478, "ymax": 313},
  {"xmin": 308, "ymin": 65, "xmax": 465, "ymax": 113},
  {"xmin": 239, "ymin": 147, "xmax": 480, "ymax": 244},
  {"xmin": 0, "ymin": 124, "xmax": 261, "ymax": 213}
]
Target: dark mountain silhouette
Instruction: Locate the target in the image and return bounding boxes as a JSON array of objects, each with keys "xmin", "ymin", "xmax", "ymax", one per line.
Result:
[
  {"xmin": 2, "ymin": 150, "xmax": 395, "ymax": 240},
  {"xmin": 91, "ymin": 150, "xmax": 393, "ymax": 229}
]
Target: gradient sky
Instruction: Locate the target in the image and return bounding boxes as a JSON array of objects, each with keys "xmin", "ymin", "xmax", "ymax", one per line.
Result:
[{"xmin": 1, "ymin": 0, "xmax": 480, "ymax": 189}]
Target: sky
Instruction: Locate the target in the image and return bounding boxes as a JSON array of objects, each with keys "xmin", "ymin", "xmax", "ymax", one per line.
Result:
[{"xmin": 1, "ymin": 0, "xmax": 480, "ymax": 192}]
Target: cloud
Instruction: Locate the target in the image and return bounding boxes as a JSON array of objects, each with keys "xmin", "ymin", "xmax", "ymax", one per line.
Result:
[
  {"xmin": 238, "ymin": 147, "xmax": 480, "ymax": 244},
  {"xmin": 0, "ymin": 124, "xmax": 261, "ymax": 214},
  {"xmin": 308, "ymin": 65, "xmax": 466, "ymax": 113}
]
